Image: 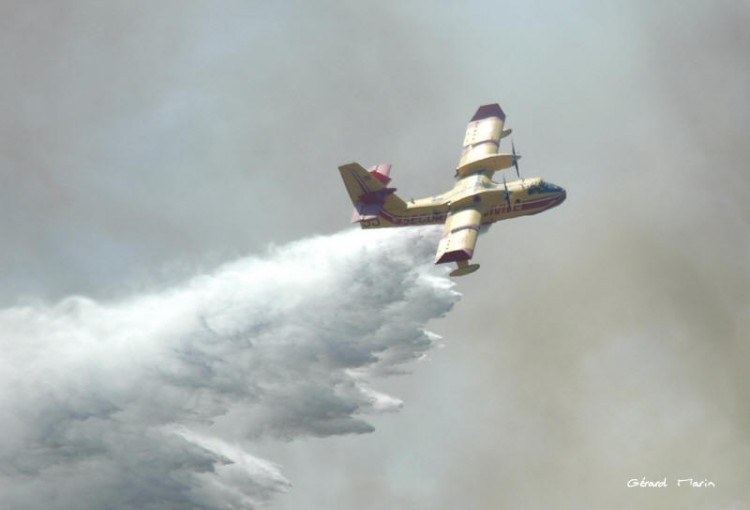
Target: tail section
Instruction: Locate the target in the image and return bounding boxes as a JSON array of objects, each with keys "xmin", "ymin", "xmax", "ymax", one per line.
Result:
[{"xmin": 338, "ymin": 162, "xmax": 408, "ymax": 227}]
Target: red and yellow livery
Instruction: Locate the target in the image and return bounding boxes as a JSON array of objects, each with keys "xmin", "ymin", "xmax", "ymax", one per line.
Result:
[{"xmin": 339, "ymin": 104, "xmax": 565, "ymax": 276}]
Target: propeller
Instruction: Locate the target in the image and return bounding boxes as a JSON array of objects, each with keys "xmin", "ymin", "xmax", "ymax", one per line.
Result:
[
  {"xmin": 503, "ymin": 176, "xmax": 512, "ymax": 211},
  {"xmin": 511, "ymin": 140, "xmax": 521, "ymax": 179}
]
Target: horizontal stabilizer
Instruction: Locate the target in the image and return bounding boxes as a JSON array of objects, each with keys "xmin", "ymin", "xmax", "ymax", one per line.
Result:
[
  {"xmin": 368, "ymin": 164, "xmax": 392, "ymax": 184},
  {"xmin": 339, "ymin": 162, "xmax": 408, "ymax": 225}
]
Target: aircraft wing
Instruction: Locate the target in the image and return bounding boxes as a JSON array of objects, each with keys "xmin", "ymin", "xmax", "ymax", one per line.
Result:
[
  {"xmin": 435, "ymin": 207, "xmax": 482, "ymax": 264},
  {"xmin": 457, "ymin": 103, "xmax": 508, "ymax": 171}
]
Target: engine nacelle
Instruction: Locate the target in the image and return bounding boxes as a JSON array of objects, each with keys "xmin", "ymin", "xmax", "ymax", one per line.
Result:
[{"xmin": 456, "ymin": 153, "xmax": 516, "ymax": 178}]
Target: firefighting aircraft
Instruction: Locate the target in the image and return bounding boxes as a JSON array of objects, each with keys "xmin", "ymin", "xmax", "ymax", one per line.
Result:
[{"xmin": 338, "ymin": 103, "xmax": 566, "ymax": 276}]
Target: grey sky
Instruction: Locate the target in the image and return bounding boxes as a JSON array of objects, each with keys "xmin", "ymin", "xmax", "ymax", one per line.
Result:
[{"xmin": 1, "ymin": 0, "xmax": 748, "ymax": 508}]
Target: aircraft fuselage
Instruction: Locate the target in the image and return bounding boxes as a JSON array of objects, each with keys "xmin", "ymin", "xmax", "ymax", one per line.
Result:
[{"xmin": 360, "ymin": 174, "xmax": 566, "ymax": 229}]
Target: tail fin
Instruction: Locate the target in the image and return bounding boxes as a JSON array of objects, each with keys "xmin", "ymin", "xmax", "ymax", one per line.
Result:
[{"xmin": 338, "ymin": 163, "xmax": 407, "ymax": 225}]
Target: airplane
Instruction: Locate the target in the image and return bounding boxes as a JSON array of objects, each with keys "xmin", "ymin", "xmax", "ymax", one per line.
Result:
[{"xmin": 338, "ymin": 103, "xmax": 566, "ymax": 276}]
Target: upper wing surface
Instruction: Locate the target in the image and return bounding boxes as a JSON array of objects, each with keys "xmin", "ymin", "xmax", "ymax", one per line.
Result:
[
  {"xmin": 434, "ymin": 207, "xmax": 482, "ymax": 264},
  {"xmin": 457, "ymin": 104, "xmax": 506, "ymax": 170}
]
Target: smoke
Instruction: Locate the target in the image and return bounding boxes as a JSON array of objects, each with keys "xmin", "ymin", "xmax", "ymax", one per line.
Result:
[
  {"xmin": 3, "ymin": 1, "xmax": 748, "ymax": 508},
  {"xmin": 0, "ymin": 227, "xmax": 459, "ymax": 509}
]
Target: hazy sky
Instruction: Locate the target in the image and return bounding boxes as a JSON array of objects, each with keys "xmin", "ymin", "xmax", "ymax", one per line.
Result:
[{"xmin": 1, "ymin": 0, "xmax": 748, "ymax": 508}]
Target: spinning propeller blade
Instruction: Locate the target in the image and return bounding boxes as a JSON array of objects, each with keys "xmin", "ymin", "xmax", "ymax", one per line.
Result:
[
  {"xmin": 511, "ymin": 140, "xmax": 521, "ymax": 179},
  {"xmin": 503, "ymin": 176, "xmax": 512, "ymax": 211}
]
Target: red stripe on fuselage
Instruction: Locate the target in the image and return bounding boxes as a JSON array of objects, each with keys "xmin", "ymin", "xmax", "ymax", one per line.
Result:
[{"xmin": 374, "ymin": 194, "xmax": 561, "ymax": 227}]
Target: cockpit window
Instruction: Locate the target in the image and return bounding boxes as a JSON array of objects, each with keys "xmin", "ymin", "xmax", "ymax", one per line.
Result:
[{"xmin": 528, "ymin": 181, "xmax": 562, "ymax": 194}]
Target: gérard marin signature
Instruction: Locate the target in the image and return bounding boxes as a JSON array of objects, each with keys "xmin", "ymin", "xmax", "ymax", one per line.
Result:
[{"xmin": 627, "ymin": 477, "xmax": 716, "ymax": 488}]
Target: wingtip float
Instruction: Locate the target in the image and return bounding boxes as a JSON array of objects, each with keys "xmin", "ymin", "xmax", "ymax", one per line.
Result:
[{"xmin": 338, "ymin": 103, "xmax": 566, "ymax": 277}]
